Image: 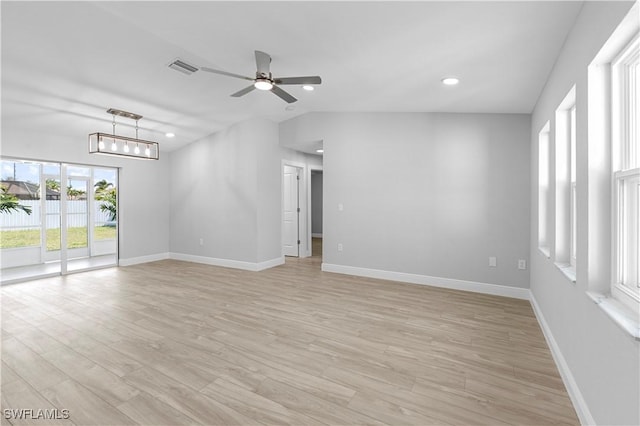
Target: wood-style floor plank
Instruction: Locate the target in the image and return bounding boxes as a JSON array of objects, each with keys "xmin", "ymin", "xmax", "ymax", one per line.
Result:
[
  {"xmin": 0, "ymin": 375, "xmax": 73, "ymax": 426},
  {"xmin": 122, "ymin": 367, "xmax": 259, "ymax": 426},
  {"xmin": 1, "ymin": 248, "xmax": 579, "ymax": 425},
  {"xmin": 1, "ymin": 338, "xmax": 69, "ymax": 391},
  {"xmin": 40, "ymin": 380, "xmax": 136, "ymax": 426}
]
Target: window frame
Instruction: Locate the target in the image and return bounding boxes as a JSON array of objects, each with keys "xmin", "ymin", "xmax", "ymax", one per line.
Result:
[
  {"xmin": 538, "ymin": 122, "xmax": 551, "ymax": 258},
  {"xmin": 611, "ymin": 33, "xmax": 639, "ymax": 310},
  {"xmin": 553, "ymin": 88, "xmax": 576, "ymax": 280}
]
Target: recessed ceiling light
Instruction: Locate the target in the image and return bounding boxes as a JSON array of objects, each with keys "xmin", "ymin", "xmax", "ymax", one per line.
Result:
[
  {"xmin": 442, "ymin": 77, "xmax": 460, "ymax": 86},
  {"xmin": 165, "ymin": 132, "xmax": 175, "ymax": 138},
  {"xmin": 302, "ymin": 85, "xmax": 314, "ymax": 91},
  {"xmin": 316, "ymin": 149, "xmax": 324, "ymax": 153}
]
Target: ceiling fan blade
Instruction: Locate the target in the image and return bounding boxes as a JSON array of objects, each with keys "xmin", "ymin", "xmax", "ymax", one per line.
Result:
[
  {"xmin": 255, "ymin": 50, "xmax": 271, "ymax": 76},
  {"xmin": 274, "ymin": 76, "xmax": 322, "ymax": 85},
  {"xmin": 200, "ymin": 67, "xmax": 253, "ymax": 81},
  {"xmin": 271, "ymin": 85, "xmax": 297, "ymax": 103},
  {"xmin": 230, "ymin": 85, "xmax": 256, "ymax": 97}
]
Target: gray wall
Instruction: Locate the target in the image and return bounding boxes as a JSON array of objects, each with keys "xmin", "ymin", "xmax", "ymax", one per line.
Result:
[
  {"xmin": 530, "ymin": 2, "xmax": 639, "ymax": 425},
  {"xmin": 311, "ymin": 171, "xmax": 323, "ymax": 235},
  {"xmin": 0, "ymin": 115, "xmax": 171, "ymax": 263},
  {"xmin": 170, "ymin": 118, "xmax": 281, "ymax": 264},
  {"xmin": 281, "ymin": 112, "xmax": 531, "ymax": 289}
]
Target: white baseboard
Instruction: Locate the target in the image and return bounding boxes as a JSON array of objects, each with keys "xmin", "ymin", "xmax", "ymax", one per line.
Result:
[
  {"xmin": 170, "ymin": 252, "xmax": 284, "ymax": 272},
  {"xmin": 529, "ymin": 294, "xmax": 594, "ymax": 426},
  {"xmin": 119, "ymin": 252, "xmax": 170, "ymax": 266},
  {"xmin": 312, "ymin": 233, "xmax": 323, "ymax": 238},
  {"xmin": 255, "ymin": 256, "xmax": 286, "ymax": 271},
  {"xmin": 320, "ymin": 263, "xmax": 530, "ymax": 300}
]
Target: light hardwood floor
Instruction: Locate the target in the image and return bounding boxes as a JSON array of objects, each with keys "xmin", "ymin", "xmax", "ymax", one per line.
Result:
[{"xmin": 1, "ymin": 249, "xmax": 578, "ymax": 425}]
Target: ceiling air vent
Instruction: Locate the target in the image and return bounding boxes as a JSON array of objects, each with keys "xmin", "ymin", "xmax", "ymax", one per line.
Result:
[{"xmin": 168, "ymin": 59, "xmax": 198, "ymax": 75}]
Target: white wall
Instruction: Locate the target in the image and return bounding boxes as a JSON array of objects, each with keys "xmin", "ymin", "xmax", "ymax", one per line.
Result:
[
  {"xmin": 170, "ymin": 118, "xmax": 282, "ymax": 265},
  {"xmin": 257, "ymin": 122, "xmax": 283, "ymax": 263},
  {"xmin": 281, "ymin": 112, "xmax": 531, "ymax": 290},
  {"xmin": 529, "ymin": 2, "xmax": 639, "ymax": 425},
  {"xmin": 0, "ymin": 118, "xmax": 171, "ymax": 263}
]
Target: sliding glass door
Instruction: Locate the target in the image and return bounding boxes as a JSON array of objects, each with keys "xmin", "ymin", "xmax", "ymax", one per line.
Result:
[{"xmin": 1, "ymin": 158, "xmax": 118, "ymax": 282}]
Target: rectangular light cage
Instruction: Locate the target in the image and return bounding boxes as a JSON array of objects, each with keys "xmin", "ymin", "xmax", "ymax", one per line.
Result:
[{"xmin": 89, "ymin": 133, "xmax": 159, "ymax": 160}]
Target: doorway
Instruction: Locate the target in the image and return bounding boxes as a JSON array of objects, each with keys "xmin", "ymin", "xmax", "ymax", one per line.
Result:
[
  {"xmin": 311, "ymin": 170, "xmax": 323, "ymax": 258},
  {"xmin": 1, "ymin": 158, "xmax": 118, "ymax": 283}
]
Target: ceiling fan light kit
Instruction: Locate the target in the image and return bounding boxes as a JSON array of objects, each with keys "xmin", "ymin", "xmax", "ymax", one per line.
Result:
[
  {"xmin": 199, "ymin": 50, "xmax": 322, "ymax": 103},
  {"xmin": 89, "ymin": 108, "xmax": 159, "ymax": 160},
  {"xmin": 254, "ymin": 79, "xmax": 274, "ymax": 91}
]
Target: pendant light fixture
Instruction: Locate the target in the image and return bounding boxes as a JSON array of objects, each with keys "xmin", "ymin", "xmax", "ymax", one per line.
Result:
[{"xmin": 89, "ymin": 108, "xmax": 159, "ymax": 160}]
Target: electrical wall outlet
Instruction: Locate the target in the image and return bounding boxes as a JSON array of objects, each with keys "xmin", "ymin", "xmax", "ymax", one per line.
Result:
[
  {"xmin": 199, "ymin": 238, "xmax": 204, "ymax": 246},
  {"xmin": 489, "ymin": 256, "xmax": 497, "ymax": 267},
  {"xmin": 337, "ymin": 243, "xmax": 343, "ymax": 252},
  {"xmin": 518, "ymin": 259, "xmax": 527, "ymax": 270}
]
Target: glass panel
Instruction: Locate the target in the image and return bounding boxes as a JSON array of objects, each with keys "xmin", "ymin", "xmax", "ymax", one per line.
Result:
[
  {"xmin": 0, "ymin": 160, "xmax": 41, "ymax": 249},
  {"xmin": 93, "ymin": 168, "xmax": 117, "ymax": 241},
  {"xmin": 637, "ymin": 180, "xmax": 640, "ymax": 290},
  {"xmin": 571, "ymin": 183, "xmax": 577, "ymax": 266},
  {"xmin": 67, "ymin": 179, "xmax": 88, "ymax": 250},
  {"xmin": 45, "ymin": 178, "xmax": 61, "ymax": 252},
  {"xmin": 631, "ymin": 59, "xmax": 638, "ymax": 169},
  {"xmin": 43, "ymin": 163, "xmax": 60, "ymax": 175},
  {"xmin": 570, "ymin": 106, "xmax": 577, "ymax": 183},
  {"xmin": 621, "ymin": 174, "xmax": 639, "ymax": 290},
  {"xmin": 538, "ymin": 128, "xmax": 549, "ymax": 249},
  {"xmin": 67, "ymin": 166, "xmax": 90, "ymax": 177}
]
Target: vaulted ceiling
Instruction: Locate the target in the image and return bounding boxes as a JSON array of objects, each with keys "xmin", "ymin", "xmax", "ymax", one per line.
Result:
[{"xmin": 1, "ymin": 1, "xmax": 583, "ymax": 152}]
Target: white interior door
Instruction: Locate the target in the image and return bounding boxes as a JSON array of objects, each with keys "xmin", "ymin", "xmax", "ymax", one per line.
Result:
[{"xmin": 283, "ymin": 165, "xmax": 300, "ymax": 257}]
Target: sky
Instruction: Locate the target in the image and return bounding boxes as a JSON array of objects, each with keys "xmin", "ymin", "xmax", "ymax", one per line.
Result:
[{"xmin": 1, "ymin": 160, "xmax": 117, "ymax": 187}]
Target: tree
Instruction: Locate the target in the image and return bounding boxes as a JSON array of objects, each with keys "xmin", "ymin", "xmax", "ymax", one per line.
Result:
[
  {"xmin": 0, "ymin": 185, "xmax": 32, "ymax": 215},
  {"xmin": 94, "ymin": 179, "xmax": 113, "ymax": 192},
  {"xmin": 46, "ymin": 179, "xmax": 60, "ymax": 192},
  {"xmin": 94, "ymin": 180, "xmax": 117, "ymax": 221},
  {"xmin": 66, "ymin": 185, "xmax": 86, "ymax": 200}
]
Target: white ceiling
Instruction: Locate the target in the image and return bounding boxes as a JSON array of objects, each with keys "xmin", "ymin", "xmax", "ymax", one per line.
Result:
[{"xmin": 1, "ymin": 1, "xmax": 583, "ymax": 152}]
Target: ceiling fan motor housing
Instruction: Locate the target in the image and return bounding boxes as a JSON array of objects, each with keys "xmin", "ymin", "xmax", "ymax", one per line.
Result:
[{"xmin": 200, "ymin": 50, "xmax": 321, "ymax": 103}]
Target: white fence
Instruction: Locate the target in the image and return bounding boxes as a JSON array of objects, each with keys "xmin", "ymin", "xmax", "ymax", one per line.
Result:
[{"xmin": 0, "ymin": 200, "xmax": 113, "ymax": 229}]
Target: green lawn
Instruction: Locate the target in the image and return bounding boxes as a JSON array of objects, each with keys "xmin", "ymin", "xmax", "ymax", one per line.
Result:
[{"xmin": 0, "ymin": 227, "xmax": 116, "ymax": 250}]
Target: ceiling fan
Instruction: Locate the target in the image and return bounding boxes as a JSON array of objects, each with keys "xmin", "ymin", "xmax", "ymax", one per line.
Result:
[{"xmin": 200, "ymin": 50, "xmax": 321, "ymax": 104}]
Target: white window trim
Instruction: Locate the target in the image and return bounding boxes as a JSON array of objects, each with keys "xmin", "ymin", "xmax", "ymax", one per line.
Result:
[
  {"xmin": 587, "ymin": 2, "xmax": 639, "ymax": 339},
  {"xmin": 569, "ymin": 106, "xmax": 577, "ymax": 268},
  {"xmin": 538, "ymin": 122, "xmax": 551, "ymax": 257},
  {"xmin": 587, "ymin": 291, "xmax": 640, "ymax": 340},
  {"xmin": 553, "ymin": 89, "xmax": 576, "ymax": 280}
]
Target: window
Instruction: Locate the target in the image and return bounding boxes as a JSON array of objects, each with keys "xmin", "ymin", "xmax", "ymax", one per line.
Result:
[
  {"xmin": 612, "ymin": 33, "xmax": 639, "ymax": 310},
  {"xmin": 570, "ymin": 106, "xmax": 577, "ymax": 267},
  {"xmin": 554, "ymin": 87, "xmax": 577, "ymax": 280},
  {"xmin": 538, "ymin": 122, "xmax": 551, "ymax": 257}
]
